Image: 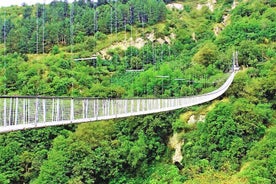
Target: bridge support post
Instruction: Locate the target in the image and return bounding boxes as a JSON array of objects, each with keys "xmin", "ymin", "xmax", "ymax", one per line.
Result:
[
  {"xmin": 125, "ymin": 100, "xmax": 127, "ymax": 114},
  {"xmin": 43, "ymin": 99, "xmax": 46, "ymax": 123},
  {"xmin": 23, "ymin": 99, "xmax": 26, "ymax": 124},
  {"xmin": 142, "ymin": 100, "xmax": 145, "ymax": 112},
  {"xmin": 70, "ymin": 98, "xmax": 74, "ymax": 122},
  {"xmin": 15, "ymin": 97, "xmax": 18, "ymax": 125},
  {"xmin": 137, "ymin": 99, "xmax": 140, "ymax": 113},
  {"xmin": 86, "ymin": 99, "xmax": 89, "ymax": 118},
  {"xmin": 111, "ymin": 99, "xmax": 114, "ymax": 116},
  {"xmin": 131, "ymin": 100, "xmax": 134, "ymax": 114},
  {"xmin": 107, "ymin": 99, "xmax": 110, "ymax": 116},
  {"xmin": 93, "ymin": 100, "xmax": 96, "ymax": 119},
  {"xmin": 95, "ymin": 99, "xmax": 98, "ymax": 120},
  {"xmin": 158, "ymin": 99, "xmax": 161, "ymax": 109},
  {"xmin": 105, "ymin": 100, "xmax": 108, "ymax": 116},
  {"xmin": 35, "ymin": 98, "xmax": 39, "ymax": 126},
  {"xmin": 56, "ymin": 99, "xmax": 60, "ymax": 121},
  {"xmin": 82, "ymin": 100, "xmax": 85, "ymax": 119},
  {"xmin": 3, "ymin": 98, "xmax": 7, "ymax": 126},
  {"xmin": 52, "ymin": 98, "xmax": 55, "ymax": 122},
  {"xmin": 9, "ymin": 98, "xmax": 12, "ymax": 126},
  {"xmin": 22, "ymin": 99, "xmax": 26, "ymax": 124}
]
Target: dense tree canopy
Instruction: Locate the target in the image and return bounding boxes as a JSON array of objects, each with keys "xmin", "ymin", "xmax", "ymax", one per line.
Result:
[
  {"xmin": 0, "ymin": 0, "xmax": 167, "ymax": 54},
  {"xmin": 0, "ymin": 0, "xmax": 275, "ymax": 183}
]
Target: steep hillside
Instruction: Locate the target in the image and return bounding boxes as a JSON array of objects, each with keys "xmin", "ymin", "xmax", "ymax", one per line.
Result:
[{"xmin": 0, "ymin": 0, "xmax": 275, "ymax": 183}]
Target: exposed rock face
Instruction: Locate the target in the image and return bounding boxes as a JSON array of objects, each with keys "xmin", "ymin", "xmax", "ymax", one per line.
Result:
[
  {"xmin": 232, "ymin": 0, "xmax": 238, "ymax": 9},
  {"xmin": 187, "ymin": 115, "xmax": 196, "ymax": 125},
  {"xmin": 187, "ymin": 114, "xmax": 206, "ymax": 125},
  {"xmin": 169, "ymin": 113, "xmax": 206, "ymax": 169},
  {"xmin": 213, "ymin": 26, "xmax": 221, "ymax": 36},
  {"xmin": 169, "ymin": 133, "xmax": 184, "ymax": 164},
  {"xmin": 197, "ymin": 0, "xmax": 217, "ymax": 12},
  {"xmin": 198, "ymin": 115, "xmax": 206, "ymax": 122},
  {"xmin": 166, "ymin": 3, "xmax": 184, "ymax": 11},
  {"xmin": 213, "ymin": 0, "xmax": 239, "ymax": 36},
  {"xmin": 192, "ymin": 32, "xmax": 197, "ymax": 42},
  {"xmin": 97, "ymin": 33, "xmax": 175, "ymax": 59}
]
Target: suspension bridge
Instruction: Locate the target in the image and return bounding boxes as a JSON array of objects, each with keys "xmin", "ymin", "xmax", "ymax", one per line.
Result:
[
  {"xmin": 0, "ymin": 68, "xmax": 238, "ymax": 133},
  {"xmin": 0, "ymin": 1, "xmax": 239, "ymax": 133}
]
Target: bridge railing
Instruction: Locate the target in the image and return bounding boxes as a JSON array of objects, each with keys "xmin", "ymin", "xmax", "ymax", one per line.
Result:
[{"xmin": 0, "ymin": 72, "xmax": 235, "ymax": 133}]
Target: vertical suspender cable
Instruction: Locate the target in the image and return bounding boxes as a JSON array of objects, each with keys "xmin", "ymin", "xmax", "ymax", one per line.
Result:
[
  {"xmin": 3, "ymin": 11, "xmax": 7, "ymax": 95},
  {"xmin": 70, "ymin": 2, "xmax": 75, "ymax": 122},
  {"xmin": 142, "ymin": 10, "xmax": 145, "ymax": 71},
  {"xmin": 110, "ymin": 1, "xmax": 113, "ymax": 35},
  {"xmin": 42, "ymin": 0, "xmax": 45, "ymax": 54},
  {"xmin": 124, "ymin": 14, "xmax": 127, "ymax": 69},
  {"xmin": 70, "ymin": 2, "xmax": 74, "ymax": 96},
  {"xmin": 115, "ymin": 0, "xmax": 118, "ymax": 44},
  {"xmin": 93, "ymin": 1, "xmax": 97, "ymax": 34},
  {"xmin": 70, "ymin": 2, "xmax": 74, "ymax": 61},
  {"xmin": 130, "ymin": 5, "xmax": 133, "ymax": 69},
  {"xmin": 3, "ymin": 11, "xmax": 8, "ymax": 127},
  {"xmin": 115, "ymin": 0, "xmax": 118, "ymax": 65},
  {"xmin": 93, "ymin": 0, "xmax": 98, "ymax": 67},
  {"xmin": 36, "ymin": 3, "xmax": 39, "ymax": 54}
]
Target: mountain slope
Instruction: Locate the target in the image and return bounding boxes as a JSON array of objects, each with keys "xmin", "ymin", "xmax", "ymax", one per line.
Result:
[{"xmin": 0, "ymin": 0, "xmax": 275, "ymax": 183}]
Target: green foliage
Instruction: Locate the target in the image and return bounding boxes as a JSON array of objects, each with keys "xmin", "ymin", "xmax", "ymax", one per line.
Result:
[
  {"xmin": 0, "ymin": 142, "xmax": 22, "ymax": 183},
  {"xmin": 0, "ymin": 174, "xmax": 9, "ymax": 184},
  {"xmin": 237, "ymin": 126, "xmax": 276, "ymax": 183},
  {"xmin": 127, "ymin": 131, "xmax": 148, "ymax": 168},
  {"xmin": 238, "ymin": 40, "xmax": 263, "ymax": 67},
  {"xmin": 0, "ymin": 0, "xmax": 167, "ymax": 54},
  {"xmin": 0, "ymin": 127, "xmax": 73, "ymax": 183},
  {"xmin": 31, "ymin": 112, "xmax": 174, "ymax": 183},
  {"xmin": 227, "ymin": 60, "xmax": 276, "ymax": 105},
  {"xmin": 33, "ymin": 135, "xmax": 71, "ymax": 184},
  {"xmin": 51, "ymin": 45, "xmax": 60, "ymax": 55},
  {"xmin": 74, "ymin": 121, "xmax": 116, "ymax": 148},
  {"xmin": 216, "ymin": 0, "xmax": 276, "ymax": 50},
  {"xmin": 0, "ymin": 0, "xmax": 275, "ymax": 183},
  {"xmin": 94, "ymin": 31, "xmax": 107, "ymax": 40},
  {"xmin": 192, "ymin": 42, "xmax": 219, "ymax": 66},
  {"xmin": 172, "ymin": 119, "xmax": 186, "ymax": 133},
  {"xmin": 182, "ymin": 100, "xmax": 273, "ymax": 171},
  {"xmin": 146, "ymin": 164, "xmax": 185, "ymax": 183},
  {"xmin": 84, "ymin": 37, "xmax": 97, "ymax": 52}
]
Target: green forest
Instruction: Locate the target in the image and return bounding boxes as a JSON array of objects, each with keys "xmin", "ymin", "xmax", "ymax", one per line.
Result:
[{"xmin": 0, "ymin": 0, "xmax": 275, "ymax": 183}]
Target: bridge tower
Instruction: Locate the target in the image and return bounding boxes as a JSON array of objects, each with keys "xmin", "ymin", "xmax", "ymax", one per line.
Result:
[{"xmin": 233, "ymin": 51, "xmax": 239, "ymax": 71}]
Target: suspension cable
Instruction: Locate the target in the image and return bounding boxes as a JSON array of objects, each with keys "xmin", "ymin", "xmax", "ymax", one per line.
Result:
[
  {"xmin": 70, "ymin": 2, "xmax": 74, "ymax": 96},
  {"xmin": 93, "ymin": 1, "xmax": 97, "ymax": 34},
  {"xmin": 42, "ymin": 0, "xmax": 45, "ymax": 54},
  {"xmin": 130, "ymin": 6, "xmax": 133, "ymax": 69},
  {"xmin": 70, "ymin": 2, "xmax": 74, "ymax": 57},
  {"xmin": 124, "ymin": 14, "xmax": 127, "ymax": 69},
  {"xmin": 115, "ymin": 0, "xmax": 118, "ymax": 44},
  {"xmin": 110, "ymin": 1, "xmax": 113, "ymax": 35},
  {"xmin": 142, "ymin": 10, "xmax": 145, "ymax": 69},
  {"xmin": 113, "ymin": 0, "xmax": 119, "ymax": 66},
  {"xmin": 36, "ymin": 3, "xmax": 39, "ymax": 54},
  {"xmin": 3, "ymin": 10, "xmax": 7, "ymax": 95}
]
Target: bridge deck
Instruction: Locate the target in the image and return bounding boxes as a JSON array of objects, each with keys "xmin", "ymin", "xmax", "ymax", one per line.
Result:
[{"xmin": 0, "ymin": 72, "xmax": 236, "ymax": 133}]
